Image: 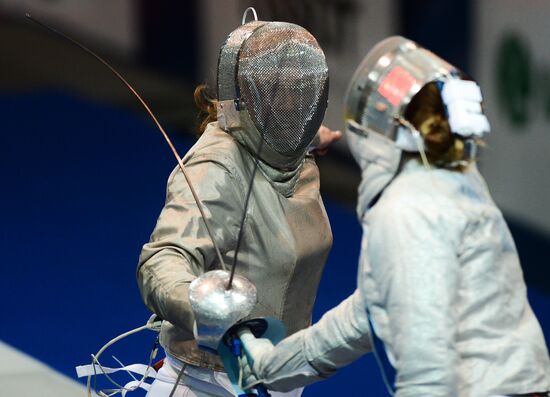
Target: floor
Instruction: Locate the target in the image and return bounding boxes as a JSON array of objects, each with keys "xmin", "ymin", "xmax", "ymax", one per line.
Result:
[{"xmin": 0, "ymin": 341, "xmax": 85, "ymax": 396}]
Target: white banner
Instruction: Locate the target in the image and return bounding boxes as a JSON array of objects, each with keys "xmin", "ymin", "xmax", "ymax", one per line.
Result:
[{"xmin": 473, "ymin": 0, "xmax": 550, "ymax": 234}]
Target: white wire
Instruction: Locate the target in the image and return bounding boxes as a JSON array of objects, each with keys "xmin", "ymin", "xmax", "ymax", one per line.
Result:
[
  {"xmin": 394, "ymin": 116, "xmax": 431, "ymax": 170},
  {"xmin": 86, "ymin": 323, "xmax": 156, "ymax": 397},
  {"xmin": 365, "ymin": 319, "xmax": 395, "ymax": 396},
  {"xmin": 411, "ymin": 129, "xmax": 431, "ymax": 169},
  {"xmin": 111, "ymin": 356, "xmax": 138, "ymax": 382},
  {"xmin": 238, "ymin": 355, "xmax": 245, "ymax": 390}
]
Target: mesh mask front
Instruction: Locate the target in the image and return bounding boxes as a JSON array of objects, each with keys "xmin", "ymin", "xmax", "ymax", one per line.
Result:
[{"xmin": 237, "ymin": 23, "xmax": 329, "ymax": 157}]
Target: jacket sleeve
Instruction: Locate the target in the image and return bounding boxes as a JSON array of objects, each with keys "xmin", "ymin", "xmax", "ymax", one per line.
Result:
[
  {"xmin": 137, "ymin": 155, "xmax": 243, "ymax": 339},
  {"xmin": 252, "ymin": 289, "xmax": 373, "ymax": 393},
  {"xmin": 303, "ymin": 288, "xmax": 372, "ymax": 375},
  {"xmin": 366, "ymin": 201, "xmax": 461, "ymax": 397}
]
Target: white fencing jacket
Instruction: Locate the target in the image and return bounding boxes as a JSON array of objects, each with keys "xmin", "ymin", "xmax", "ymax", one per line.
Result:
[
  {"xmin": 256, "ymin": 157, "xmax": 550, "ymax": 397},
  {"xmin": 358, "ymin": 159, "xmax": 550, "ymax": 396}
]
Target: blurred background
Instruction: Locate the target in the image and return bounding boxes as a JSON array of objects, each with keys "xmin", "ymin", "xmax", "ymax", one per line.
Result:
[{"xmin": 0, "ymin": 0, "xmax": 549, "ymax": 396}]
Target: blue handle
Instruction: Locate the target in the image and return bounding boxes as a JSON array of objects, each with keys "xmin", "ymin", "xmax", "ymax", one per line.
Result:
[
  {"xmin": 231, "ymin": 337, "xmax": 242, "ymax": 357},
  {"xmin": 255, "ymin": 384, "xmax": 271, "ymax": 397}
]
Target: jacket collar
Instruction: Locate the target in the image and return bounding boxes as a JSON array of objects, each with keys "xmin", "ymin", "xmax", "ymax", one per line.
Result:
[
  {"xmin": 214, "ymin": 118, "xmax": 306, "ymax": 198},
  {"xmin": 348, "ymin": 129, "xmax": 402, "ymax": 219}
]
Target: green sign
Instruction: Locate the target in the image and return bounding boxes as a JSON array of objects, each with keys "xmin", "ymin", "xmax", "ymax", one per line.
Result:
[
  {"xmin": 496, "ymin": 33, "xmax": 531, "ymax": 127},
  {"xmin": 496, "ymin": 32, "xmax": 550, "ymax": 128}
]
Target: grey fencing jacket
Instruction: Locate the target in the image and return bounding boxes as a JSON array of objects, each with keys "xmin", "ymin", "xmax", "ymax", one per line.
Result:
[
  {"xmin": 253, "ymin": 158, "xmax": 550, "ymax": 396},
  {"xmin": 137, "ymin": 122, "xmax": 333, "ymax": 371}
]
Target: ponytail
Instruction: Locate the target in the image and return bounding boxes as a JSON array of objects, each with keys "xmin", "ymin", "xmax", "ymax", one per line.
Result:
[
  {"xmin": 193, "ymin": 84, "xmax": 217, "ymax": 136},
  {"xmin": 405, "ymin": 82, "xmax": 470, "ymax": 170}
]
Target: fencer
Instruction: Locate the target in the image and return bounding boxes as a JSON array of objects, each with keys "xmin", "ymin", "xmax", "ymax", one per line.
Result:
[
  {"xmin": 137, "ymin": 13, "xmax": 339, "ymax": 397},
  {"xmin": 236, "ymin": 36, "xmax": 550, "ymax": 397}
]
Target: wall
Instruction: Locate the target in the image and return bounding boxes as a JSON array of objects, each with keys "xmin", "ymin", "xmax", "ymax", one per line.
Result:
[
  {"xmin": 473, "ymin": 0, "xmax": 550, "ymax": 235},
  {"xmin": 0, "ymin": 0, "xmax": 140, "ymax": 56}
]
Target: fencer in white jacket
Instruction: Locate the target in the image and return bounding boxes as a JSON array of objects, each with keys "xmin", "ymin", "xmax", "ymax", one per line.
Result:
[{"xmin": 237, "ymin": 37, "xmax": 550, "ymax": 397}]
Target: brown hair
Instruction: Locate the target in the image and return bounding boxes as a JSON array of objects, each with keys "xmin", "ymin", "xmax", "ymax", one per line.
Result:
[
  {"xmin": 194, "ymin": 84, "xmax": 218, "ymax": 136},
  {"xmin": 404, "ymin": 82, "xmax": 468, "ymax": 170}
]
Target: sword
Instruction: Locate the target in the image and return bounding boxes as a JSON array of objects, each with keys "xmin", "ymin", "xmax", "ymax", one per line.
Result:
[{"xmin": 25, "ymin": 13, "xmax": 228, "ymax": 272}]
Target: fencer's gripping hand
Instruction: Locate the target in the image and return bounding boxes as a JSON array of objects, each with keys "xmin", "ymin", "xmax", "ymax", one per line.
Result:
[
  {"xmin": 309, "ymin": 125, "xmax": 342, "ymax": 156},
  {"xmin": 236, "ymin": 329, "xmax": 275, "ymax": 389},
  {"xmin": 242, "ymin": 290, "xmax": 375, "ymax": 392},
  {"xmin": 237, "ymin": 328, "xmax": 324, "ymax": 392}
]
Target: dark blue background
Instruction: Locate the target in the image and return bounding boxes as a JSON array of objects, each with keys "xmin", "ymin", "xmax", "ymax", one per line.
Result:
[{"xmin": 0, "ymin": 91, "xmax": 548, "ymax": 396}]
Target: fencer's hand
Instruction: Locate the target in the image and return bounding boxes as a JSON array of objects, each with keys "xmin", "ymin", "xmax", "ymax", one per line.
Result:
[
  {"xmin": 310, "ymin": 125, "xmax": 342, "ymax": 156},
  {"xmin": 237, "ymin": 328, "xmax": 275, "ymax": 389},
  {"xmin": 237, "ymin": 327, "xmax": 323, "ymax": 392}
]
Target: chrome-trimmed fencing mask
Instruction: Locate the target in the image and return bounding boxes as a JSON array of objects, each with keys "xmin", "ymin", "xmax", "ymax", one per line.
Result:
[
  {"xmin": 345, "ymin": 36, "xmax": 489, "ymax": 150},
  {"xmin": 345, "ymin": 36, "xmax": 457, "ymax": 142},
  {"xmin": 345, "ymin": 36, "xmax": 491, "ymax": 213}
]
